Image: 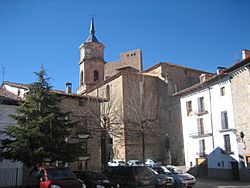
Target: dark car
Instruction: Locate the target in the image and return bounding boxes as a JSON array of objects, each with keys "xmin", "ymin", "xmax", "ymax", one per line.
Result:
[
  {"xmin": 26, "ymin": 165, "xmax": 86, "ymax": 188},
  {"xmin": 149, "ymin": 168, "xmax": 174, "ymax": 188},
  {"xmin": 153, "ymin": 166, "xmax": 196, "ymax": 188},
  {"xmin": 73, "ymin": 171, "xmax": 119, "ymax": 188},
  {"xmin": 103, "ymin": 166, "xmax": 166, "ymax": 188}
]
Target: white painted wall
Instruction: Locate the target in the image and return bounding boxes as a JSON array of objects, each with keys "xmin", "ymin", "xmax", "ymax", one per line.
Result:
[
  {"xmin": 181, "ymin": 76, "xmax": 239, "ymax": 169},
  {"xmin": 0, "ymin": 104, "xmax": 23, "ymax": 169},
  {"xmin": 2, "ymin": 84, "xmax": 27, "ymax": 99}
]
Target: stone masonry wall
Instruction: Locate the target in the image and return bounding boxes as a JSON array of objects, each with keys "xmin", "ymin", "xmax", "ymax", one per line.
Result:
[
  {"xmin": 231, "ymin": 67, "xmax": 250, "ymax": 156},
  {"xmin": 145, "ymin": 63, "xmax": 208, "ymax": 165},
  {"xmin": 105, "ymin": 49, "xmax": 142, "ymax": 79},
  {"xmin": 59, "ymin": 96, "xmax": 102, "ymax": 171},
  {"xmin": 122, "ymin": 73, "xmax": 168, "ymax": 163}
]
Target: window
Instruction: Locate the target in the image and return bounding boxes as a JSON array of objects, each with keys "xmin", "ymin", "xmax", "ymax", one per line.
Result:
[
  {"xmin": 77, "ymin": 116, "xmax": 88, "ymax": 133},
  {"xmin": 169, "ymin": 110, "xmax": 173, "ymax": 122},
  {"xmin": 221, "ymin": 111, "xmax": 228, "ymax": 129},
  {"xmin": 199, "ymin": 139, "xmax": 205, "ymax": 156},
  {"xmin": 106, "ymin": 85, "xmax": 110, "ymax": 100},
  {"xmin": 79, "ymin": 99, "xmax": 86, "ymax": 106},
  {"xmin": 197, "ymin": 118, "xmax": 204, "ymax": 135},
  {"xmin": 224, "ymin": 134, "xmax": 231, "ymax": 153},
  {"xmin": 220, "ymin": 87, "xmax": 226, "ymax": 96},
  {"xmin": 246, "ymin": 156, "xmax": 250, "ymax": 169},
  {"xmin": 221, "ymin": 161, "xmax": 224, "ymax": 167},
  {"xmin": 198, "ymin": 97, "xmax": 205, "ymax": 113},
  {"xmin": 174, "ymin": 84, "xmax": 178, "ymax": 93},
  {"xmin": 186, "ymin": 101, "xmax": 193, "ymax": 116},
  {"xmin": 94, "ymin": 71, "xmax": 99, "ymax": 81},
  {"xmin": 80, "ymin": 71, "xmax": 84, "ymax": 85},
  {"xmin": 80, "ymin": 140, "xmax": 88, "ymax": 156}
]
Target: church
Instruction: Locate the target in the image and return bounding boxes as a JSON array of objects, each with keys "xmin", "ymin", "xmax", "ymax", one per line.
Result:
[{"xmin": 76, "ymin": 18, "xmax": 208, "ymax": 167}]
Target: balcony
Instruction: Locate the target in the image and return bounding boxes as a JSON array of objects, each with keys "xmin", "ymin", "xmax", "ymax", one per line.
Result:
[
  {"xmin": 194, "ymin": 110, "xmax": 208, "ymax": 116},
  {"xmin": 189, "ymin": 130, "xmax": 212, "ymax": 138},
  {"xmin": 219, "ymin": 128, "xmax": 236, "ymax": 133},
  {"xmin": 196, "ymin": 152, "xmax": 207, "ymax": 157},
  {"xmin": 79, "ymin": 155, "xmax": 90, "ymax": 161}
]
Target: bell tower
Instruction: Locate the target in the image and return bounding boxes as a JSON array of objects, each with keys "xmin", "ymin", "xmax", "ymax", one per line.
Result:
[{"xmin": 77, "ymin": 18, "xmax": 105, "ymax": 94}]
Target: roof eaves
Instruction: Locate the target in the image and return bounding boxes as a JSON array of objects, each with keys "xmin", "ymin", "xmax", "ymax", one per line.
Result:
[
  {"xmin": 83, "ymin": 72, "xmax": 123, "ymax": 94},
  {"xmin": 223, "ymin": 57, "xmax": 250, "ymax": 73},
  {"xmin": 143, "ymin": 62, "xmax": 211, "ymax": 74}
]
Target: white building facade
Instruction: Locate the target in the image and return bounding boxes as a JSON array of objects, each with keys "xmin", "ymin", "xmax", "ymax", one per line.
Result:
[
  {"xmin": 181, "ymin": 77, "xmax": 237, "ymax": 163},
  {"xmin": 177, "ymin": 52, "xmax": 250, "ymax": 180}
]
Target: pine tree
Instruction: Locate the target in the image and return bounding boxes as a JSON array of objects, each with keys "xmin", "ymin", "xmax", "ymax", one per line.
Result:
[{"xmin": 0, "ymin": 68, "xmax": 82, "ymax": 167}]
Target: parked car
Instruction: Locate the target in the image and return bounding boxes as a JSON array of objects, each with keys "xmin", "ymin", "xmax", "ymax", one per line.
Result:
[
  {"xmin": 145, "ymin": 159, "xmax": 161, "ymax": 168},
  {"xmin": 103, "ymin": 166, "xmax": 166, "ymax": 188},
  {"xmin": 73, "ymin": 171, "xmax": 119, "ymax": 188},
  {"xmin": 155, "ymin": 165, "xmax": 196, "ymax": 188},
  {"xmin": 149, "ymin": 168, "xmax": 174, "ymax": 188},
  {"xmin": 26, "ymin": 165, "xmax": 86, "ymax": 188},
  {"xmin": 127, "ymin": 160, "xmax": 143, "ymax": 166},
  {"xmin": 107, "ymin": 159, "xmax": 126, "ymax": 167}
]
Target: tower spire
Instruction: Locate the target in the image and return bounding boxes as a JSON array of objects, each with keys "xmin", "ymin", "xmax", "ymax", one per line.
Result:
[
  {"xmin": 86, "ymin": 17, "xmax": 99, "ymax": 43},
  {"xmin": 89, "ymin": 17, "xmax": 95, "ymax": 34}
]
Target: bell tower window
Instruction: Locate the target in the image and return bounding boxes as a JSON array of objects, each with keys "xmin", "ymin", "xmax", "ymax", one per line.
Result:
[
  {"xmin": 94, "ymin": 71, "xmax": 99, "ymax": 81},
  {"xmin": 80, "ymin": 71, "xmax": 83, "ymax": 85}
]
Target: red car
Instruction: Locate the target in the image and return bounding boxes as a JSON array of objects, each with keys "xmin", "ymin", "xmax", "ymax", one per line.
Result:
[{"xmin": 26, "ymin": 166, "xmax": 86, "ymax": 188}]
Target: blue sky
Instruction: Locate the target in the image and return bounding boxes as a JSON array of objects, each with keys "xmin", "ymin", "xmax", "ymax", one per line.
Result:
[{"xmin": 0, "ymin": 0, "xmax": 250, "ymax": 92}]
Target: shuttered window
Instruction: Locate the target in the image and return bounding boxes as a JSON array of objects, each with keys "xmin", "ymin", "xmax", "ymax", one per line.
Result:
[
  {"xmin": 198, "ymin": 97, "xmax": 205, "ymax": 113},
  {"xmin": 221, "ymin": 111, "xmax": 228, "ymax": 129},
  {"xmin": 224, "ymin": 134, "xmax": 231, "ymax": 153}
]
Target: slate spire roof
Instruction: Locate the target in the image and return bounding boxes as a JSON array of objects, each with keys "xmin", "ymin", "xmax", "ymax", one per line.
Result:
[{"xmin": 85, "ymin": 17, "xmax": 99, "ymax": 43}]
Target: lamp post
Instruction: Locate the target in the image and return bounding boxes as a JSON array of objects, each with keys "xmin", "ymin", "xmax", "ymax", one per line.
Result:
[
  {"xmin": 101, "ymin": 116, "xmax": 107, "ymax": 169},
  {"xmin": 141, "ymin": 124, "xmax": 145, "ymax": 166}
]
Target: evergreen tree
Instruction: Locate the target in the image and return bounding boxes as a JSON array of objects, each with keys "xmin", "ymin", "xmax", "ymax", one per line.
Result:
[{"xmin": 0, "ymin": 68, "xmax": 82, "ymax": 167}]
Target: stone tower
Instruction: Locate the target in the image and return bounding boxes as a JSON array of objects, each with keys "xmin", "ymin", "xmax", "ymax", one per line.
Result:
[{"xmin": 77, "ymin": 18, "xmax": 105, "ymax": 94}]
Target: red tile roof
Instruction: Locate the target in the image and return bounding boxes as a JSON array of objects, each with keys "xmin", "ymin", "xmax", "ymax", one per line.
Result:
[
  {"xmin": 2, "ymin": 81, "xmax": 105, "ymax": 102},
  {"xmin": 3, "ymin": 81, "xmax": 30, "ymax": 90}
]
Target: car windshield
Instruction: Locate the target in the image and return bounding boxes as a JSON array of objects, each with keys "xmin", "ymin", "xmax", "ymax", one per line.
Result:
[
  {"xmin": 168, "ymin": 168, "xmax": 184, "ymax": 174},
  {"xmin": 47, "ymin": 167, "xmax": 76, "ymax": 180},
  {"xmin": 135, "ymin": 161, "xmax": 141, "ymax": 164},
  {"xmin": 160, "ymin": 166, "xmax": 171, "ymax": 174}
]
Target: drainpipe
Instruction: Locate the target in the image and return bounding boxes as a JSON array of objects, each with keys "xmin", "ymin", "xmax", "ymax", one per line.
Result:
[{"xmin": 208, "ymin": 87, "xmax": 215, "ymax": 149}]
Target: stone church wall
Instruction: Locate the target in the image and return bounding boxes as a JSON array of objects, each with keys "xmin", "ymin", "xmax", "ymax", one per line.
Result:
[
  {"xmin": 104, "ymin": 49, "xmax": 142, "ymax": 79},
  {"xmin": 87, "ymin": 75, "xmax": 127, "ymax": 161},
  {"xmin": 144, "ymin": 63, "xmax": 207, "ymax": 165},
  {"xmin": 122, "ymin": 73, "xmax": 168, "ymax": 163}
]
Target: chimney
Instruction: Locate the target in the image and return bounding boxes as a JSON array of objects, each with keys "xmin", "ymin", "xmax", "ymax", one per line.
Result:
[
  {"xmin": 199, "ymin": 73, "xmax": 213, "ymax": 83},
  {"xmin": 242, "ymin": 49, "xmax": 250, "ymax": 60},
  {"xmin": 65, "ymin": 82, "xmax": 72, "ymax": 94},
  {"xmin": 216, "ymin": 67, "xmax": 226, "ymax": 74}
]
